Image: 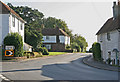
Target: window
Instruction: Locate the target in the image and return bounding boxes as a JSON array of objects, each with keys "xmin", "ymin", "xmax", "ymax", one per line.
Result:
[
  {"xmin": 45, "ymin": 45, "xmax": 51, "ymax": 49},
  {"xmin": 20, "ymin": 22, "xmax": 23, "ymax": 30},
  {"xmin": 107, "ymin": 33, "xmax": 111, "ymax": 41},
  {"xmin": 46, "ymin": 36, "xmax": 49, "ymax": 40},
  {"xmin": 18, "ymin": 20, "xmax": 19, "ymax": 32},
  {"xmin": 100, "ymin": 35, "xmax": 102, "ymax": 42},
  {"xmin": 12, "ymin": 16, "xmax": 15, "ymax": 27},
  {"xmin": 108, "ymin": 51, "xmax": 111, "ymax": 59}
]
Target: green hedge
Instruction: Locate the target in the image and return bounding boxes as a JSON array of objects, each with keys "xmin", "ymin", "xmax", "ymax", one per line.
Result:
[
  {"xmin": 4, "ymin": 33, "xmax": 23, "ymax": 57},
  {"xmin": 34, "ymin": 47, "xmax": 49, "ymax": 55},
  {"xmin": 92, "ymin": 42, "xmax": 101, "ymax": 61}
]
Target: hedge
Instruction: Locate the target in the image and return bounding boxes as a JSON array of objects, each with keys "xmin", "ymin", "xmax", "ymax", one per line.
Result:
[
  {"xmin": 92, "ymin": 42, "xmax": 101, "ymax": 61},
  {"xmin": 4, "ymin": 33, "xmax": 23, "ymax": 57}
]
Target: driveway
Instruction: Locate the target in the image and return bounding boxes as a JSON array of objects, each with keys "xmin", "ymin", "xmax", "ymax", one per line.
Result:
[{"xmin": 1, "ymin": 53, "xmax": 119, "ymax": 80}]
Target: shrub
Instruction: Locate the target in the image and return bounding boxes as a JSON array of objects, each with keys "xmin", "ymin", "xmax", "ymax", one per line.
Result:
[
  {"xmin": 89, "ymin": 48, "xmax": 92, "ymax": 53},
  {"xmin": 33, "ymin": 52, "xmax": 43, "ymax": 57},
  {"xmin": 4, "ymin": 33, "xmax": 23, "ymax": 57},
  {"xmin": 34, "ymin": 47, "xmax": 49, "ymax": 55},
  {"xmin": 92, "ymin": 42, "xmax": 101, "ymax": 61},
  {"xmin": 42, "ymin": 47, "xmax": 49, "ymax": 55},
  {"xmin": 66, "ymin": 45, "xmax": 71, "ymax": 50},
  {"xmin": 34, "ymin": 47, "xmax": 43, "ymax": 53}
]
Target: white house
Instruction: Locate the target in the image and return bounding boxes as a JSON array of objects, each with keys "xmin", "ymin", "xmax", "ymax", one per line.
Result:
[
  {"xmin": 42, "ymin": 27, "xmax": 70, "ymax": 51},
  {"xmin": 0, "ymin": 1, "xmax": 32, "ymax": 52},
  {"xmin": 96, "ymin": 1, "xmax": 120, "ymax": 65}
]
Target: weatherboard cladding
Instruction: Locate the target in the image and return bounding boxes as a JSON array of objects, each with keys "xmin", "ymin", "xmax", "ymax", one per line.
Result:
[
  {"xmin": 96, "ymin": 17, "xmax": 120, "ymax": 35},
  {"xmin": 0, "ymin": 1, "xmax": 25, "ymax": 23}
]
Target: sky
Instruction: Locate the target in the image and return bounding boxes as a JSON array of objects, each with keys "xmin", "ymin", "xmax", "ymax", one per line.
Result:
[{"xmin": 1, "ymin": 0, "xmax": 118, "ymax": 50}]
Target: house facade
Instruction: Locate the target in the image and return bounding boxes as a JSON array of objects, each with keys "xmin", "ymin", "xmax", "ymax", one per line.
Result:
[
  {"xmin": 42, "ymin": 27, "xmax": 70, "ymax": 51},
  {"xmin": 0, "ymin": 1, "xmax": 32, "ymax": 52},
  {"xmin": 96, "ymin": 1, "xmax": 120, "ymax": 65}
]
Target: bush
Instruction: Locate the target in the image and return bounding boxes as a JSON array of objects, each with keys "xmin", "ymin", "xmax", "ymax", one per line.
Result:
[
  {"xmin": 42, "ymin": 47, "xmax": 49, "ymax": 55},
  {"xmin": 34, "ymin": 47, "xmax": 43, "ymax": 53},
  {"xmin": 4, "ymin": 33, "xmax": 23, "ymax": 57},
  {"xmin": 34, "ymin": 47, "xmax": 49, "ymax": 55},
  {"xmin": 66, "ymin": 45, "xmax": 71, "ymax": 50},
  {"xmin": 33, "ymin": 52, "xmax": 43, "ymax": 57},
  {"xmin": 92, "ymin": 42, "xmax": 101, "ymax": 61}
]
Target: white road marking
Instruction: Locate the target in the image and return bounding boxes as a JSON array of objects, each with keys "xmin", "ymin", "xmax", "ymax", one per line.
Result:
[{"xmin": 0, "ymin": 74, "xmax": 10, "ymax": 81}]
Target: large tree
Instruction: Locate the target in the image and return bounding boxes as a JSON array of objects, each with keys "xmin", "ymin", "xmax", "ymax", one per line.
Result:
[
  {"xmin": 8, "ymin": 3, "xmax": 44, "ymax": 49},
  {"xmin": 71, "ymin": 34, "xmax": 88, "ymax": 52},
  {"xmin": 8, "ymin": 3, "xmax": 88, "ymax": 51}
]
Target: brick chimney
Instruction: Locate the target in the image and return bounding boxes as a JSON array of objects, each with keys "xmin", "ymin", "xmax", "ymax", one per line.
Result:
[{"xmin": 113, "ymin": 0, "xmax": 120, "ymax": 19}]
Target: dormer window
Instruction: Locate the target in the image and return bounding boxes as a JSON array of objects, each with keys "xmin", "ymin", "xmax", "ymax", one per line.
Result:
[
  {"xmin": 107, "ymin": 33, "xmax": 111, "ymax": 41},
  {"xmin": 12, "ymin": 16, "xmax": 15, "ymax": 27}
]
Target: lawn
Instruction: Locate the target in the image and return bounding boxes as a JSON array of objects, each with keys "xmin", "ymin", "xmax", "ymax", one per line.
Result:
[{"xmin": 48, "ymin": 52, "xmax": 68, "ymax": 56}]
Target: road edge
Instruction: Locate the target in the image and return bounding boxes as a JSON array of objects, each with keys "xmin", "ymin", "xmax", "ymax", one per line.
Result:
[{"xmin": 82, "ymin": 56, "xmax": 119, "ymax": 72}]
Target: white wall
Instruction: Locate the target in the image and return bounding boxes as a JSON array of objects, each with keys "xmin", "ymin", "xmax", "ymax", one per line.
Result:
[
  {"xmin": 9, "ymin": 14, "xmax": 24, "ymax": 42},
  {"xmin": 0, "ymin": 14, "xmax": 9, "ymax": 45},
  {"xmin": 43, "ymin": 36, "xmax": 56, "ymax": 43},
  {"xmin": 97, "ymin": 30, "xmax": 119, "ymax": 61},
  {"xmin": 65, "ymin": 36, "xmax": 70, "ymax": 45},
  {"xmin": 0, "ymin": 14, "xmax": 25, "ymax": 46}
]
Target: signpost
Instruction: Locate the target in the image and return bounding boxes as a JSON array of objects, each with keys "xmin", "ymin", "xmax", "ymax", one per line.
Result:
[
  {"xmin": 5, "ymin": 46, "xmax": 15, "ymax": 57},
  {"xmin": 5, "ymin": 50, "xmax": 14, "ymax": 57}
]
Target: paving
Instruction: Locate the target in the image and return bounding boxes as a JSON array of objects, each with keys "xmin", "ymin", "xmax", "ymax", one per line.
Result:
[
  {"xmin": 1, "ymin": 53, "xmax": 119, "ymax": 80},
  {"xmin": 83, "ymin": 55, "xmax": 119, "ymax": 72}
]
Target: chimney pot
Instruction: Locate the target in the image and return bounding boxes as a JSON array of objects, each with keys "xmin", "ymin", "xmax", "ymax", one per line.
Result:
[{"xmin": 113, "ymin": 1, "xmax": 116, "ymax": 6}]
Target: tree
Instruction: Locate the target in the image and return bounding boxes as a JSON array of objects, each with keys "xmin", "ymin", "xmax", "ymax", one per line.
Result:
[
  {"xmin": 43, "ymin": 17, "xmax": 73, "ymax": 37},
  {"xmin": 8, "ymin": 3, "xmax": 44, "ymax": 49},
  {"xmin": 4, "ymin": 33, "xmax": 23, "ymax": 57},
  {"xmin": 72, "ymin": 34, "xmax": 88, "ymax": 52}
]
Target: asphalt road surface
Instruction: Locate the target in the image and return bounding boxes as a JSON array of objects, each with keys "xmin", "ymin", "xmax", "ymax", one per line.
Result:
[{"xmin": 1, "ymin": 53, "xmax": 119, "ymax": 80}]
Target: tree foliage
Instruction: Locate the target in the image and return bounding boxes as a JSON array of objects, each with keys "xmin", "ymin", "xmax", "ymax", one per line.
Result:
[
  {"xmin": 8, "ymin": 3, "xmax": 44, "ymax": 49},
  {"xmin": 4, "ymin": 33, "xmax": 23, "ymax": 57},
  {"xmin": 7, "ymin": 3, "xmax": 88, "ymax": 52},
  {"xmin": 71, "ymin": 34, "xmax": 88, "ymax": 52}
]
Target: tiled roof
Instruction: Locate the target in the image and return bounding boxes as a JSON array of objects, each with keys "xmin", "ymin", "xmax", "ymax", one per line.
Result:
[
  {"xmin": 0, "ymin": 1, "xmax": 25, "ymax": 23},
  {"xmin": 42, "ymin": 27, "xmax": 69, "ymax": 36},
  {"xmin": 96, "ymin": 17, "xmax": 120, "ymax": 35}
]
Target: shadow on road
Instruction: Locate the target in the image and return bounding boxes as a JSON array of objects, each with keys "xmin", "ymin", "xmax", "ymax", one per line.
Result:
[
  {"xmin": 41, "ymin": 57, "xmax": 118, "ymax": 80},
  {"xmin": 1, "ymin": 68, "xmax": 41, "ymax": 73}
]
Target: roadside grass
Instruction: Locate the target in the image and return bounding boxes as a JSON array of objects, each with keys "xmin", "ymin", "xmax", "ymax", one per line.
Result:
[{"xmin": 45, "ymin": 52, "xmax": 68, "ymax": 56}]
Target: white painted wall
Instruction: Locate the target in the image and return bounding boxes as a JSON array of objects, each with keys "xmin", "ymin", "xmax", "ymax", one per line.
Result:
[
  {"xmin": 0, "ymin": 14, "xmax": 9, "ymax": 45},
  {"xmin": 0, "ymin": 14, "xmax": 25, "ymax": 46},
  {"xmin": 97, "ymin": 30, "xmax": 119, "ymax": 62},
  {"xmin": 9, "ymin": 14, "xmax": 24, "ymax": 42},
  {"xmin": 65, "ymin": 36, "xmax": 70, "ymax": 45},
  {"xmin": 43, "ymin": 36, "xmax": 56, "ymax": 43}
]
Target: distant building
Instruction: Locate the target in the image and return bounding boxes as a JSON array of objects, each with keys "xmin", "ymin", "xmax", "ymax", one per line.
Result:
[
  {"xmin": 0, "ymin": 1, "xmax": 32, "ymax": 52},
  {"xmin": 96, "ymin": 1, "xmax": 120, "ymax": 65},
  {"xmin": 42, "ymin": 27, "xmax": 70, "ymax": 51}
]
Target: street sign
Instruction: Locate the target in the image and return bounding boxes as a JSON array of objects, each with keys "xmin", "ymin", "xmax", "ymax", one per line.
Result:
[
  {"xmin": 5, "ymin": 46, "xmax": 15, "ymax": 50},
  {"xmin": 5, "ymin": 50, "xmax": 14, "ymax": 57}
]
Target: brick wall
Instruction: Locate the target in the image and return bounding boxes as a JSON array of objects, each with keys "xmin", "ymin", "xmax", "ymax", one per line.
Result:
[{"xmin": 52, "ymin": 43, "xmax": 66, "ymax": 52}]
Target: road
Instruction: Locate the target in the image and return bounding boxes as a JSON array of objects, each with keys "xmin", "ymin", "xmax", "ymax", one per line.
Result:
[{"xmin": 1, "ymin": 53, "xmax": 119, "ymax": 80}]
